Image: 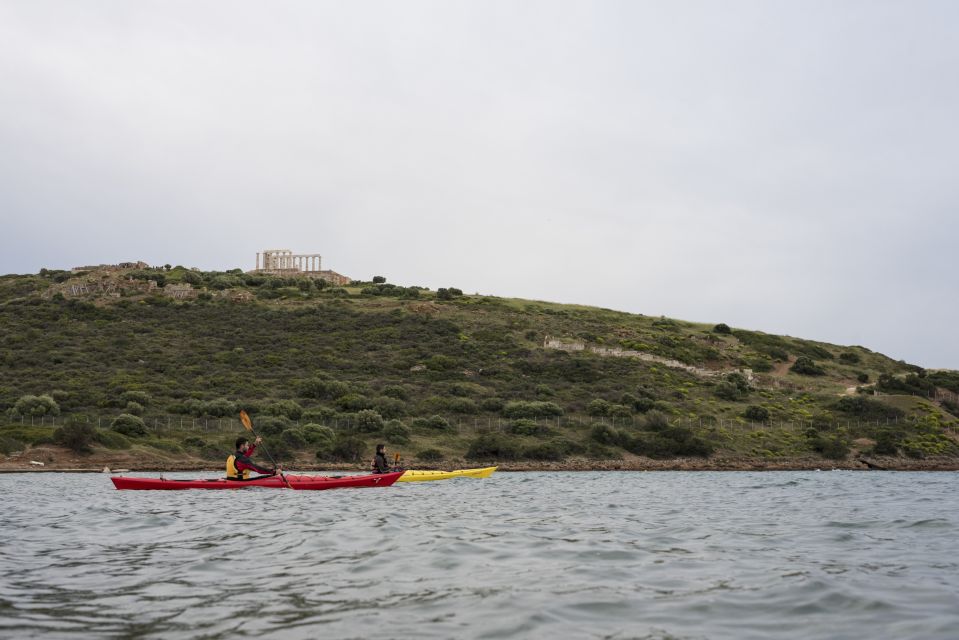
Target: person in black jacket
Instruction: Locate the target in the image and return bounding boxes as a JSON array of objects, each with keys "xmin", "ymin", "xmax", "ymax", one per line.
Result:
[{"xmin": 370, "ymin": 443, "xmax": 391, "ymax": 474}]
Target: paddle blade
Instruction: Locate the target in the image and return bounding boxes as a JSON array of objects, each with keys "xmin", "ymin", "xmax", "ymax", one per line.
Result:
[{"xmin": 239, "ymin": 410, "xmax": 253, "ymax": 432}]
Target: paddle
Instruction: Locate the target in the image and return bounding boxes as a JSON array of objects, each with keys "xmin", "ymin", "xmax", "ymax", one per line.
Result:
[{"xmin": 239, "ymin": 410, "xmax": 293, "ymax": 489}]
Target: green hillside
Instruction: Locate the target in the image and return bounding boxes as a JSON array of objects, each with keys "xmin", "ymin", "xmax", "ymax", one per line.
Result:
[{"xmin": 2, "ymin": 265, "xmax": 958, "ymax": 468}]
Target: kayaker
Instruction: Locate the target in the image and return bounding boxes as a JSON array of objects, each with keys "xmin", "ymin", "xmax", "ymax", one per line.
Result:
[
  {"xmin": 370, "ymin": 443, "xmax": 391, "ymax": 474},
  {"xmin": 227, "ymin": 436, "xmax": 277, "ymax": 480}
]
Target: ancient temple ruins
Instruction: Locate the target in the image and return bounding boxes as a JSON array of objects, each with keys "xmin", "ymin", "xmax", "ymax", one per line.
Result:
[{"xmin": 251, "ymin": 249, "xmax": 350, "ymax": 285}]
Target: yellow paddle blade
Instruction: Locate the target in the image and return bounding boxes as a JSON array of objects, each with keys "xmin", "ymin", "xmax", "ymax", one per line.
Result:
[{"xmin": 239, "ymin": 410, "xmax": 253, "ymax": 432}]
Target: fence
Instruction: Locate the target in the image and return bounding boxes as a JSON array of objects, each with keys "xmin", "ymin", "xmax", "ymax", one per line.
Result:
[{"xmin": 3, "ymin": 412, "xmax": 957, "ymax": 437}]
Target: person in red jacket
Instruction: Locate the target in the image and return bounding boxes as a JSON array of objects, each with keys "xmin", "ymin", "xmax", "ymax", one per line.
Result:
[{"xmin": 226, "ymin": 436, "xmax": 276, "ymax": 480}]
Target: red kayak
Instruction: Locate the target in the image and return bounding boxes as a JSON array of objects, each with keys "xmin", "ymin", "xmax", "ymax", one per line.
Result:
[{"xmin": 111, "ymin": 472, "xmax": 402, "ymax": 490}]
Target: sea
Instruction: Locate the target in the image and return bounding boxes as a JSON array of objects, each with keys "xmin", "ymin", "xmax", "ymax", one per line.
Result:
[{"xmin": 1, "ymin": 470, "xmax": 957, "ymax": 639}]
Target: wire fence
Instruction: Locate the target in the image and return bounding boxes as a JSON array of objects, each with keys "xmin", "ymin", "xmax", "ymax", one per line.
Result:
[{"xmin": 4, "ymin": 412, "xmax": 957, "ymax": 437}]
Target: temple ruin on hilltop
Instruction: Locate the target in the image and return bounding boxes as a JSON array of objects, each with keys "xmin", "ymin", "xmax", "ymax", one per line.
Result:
[{"xmin": 250, "ymin": 249, "xmax": 350, "ymax": 285}]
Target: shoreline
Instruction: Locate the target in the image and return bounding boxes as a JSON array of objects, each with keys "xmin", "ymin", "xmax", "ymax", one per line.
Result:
[{"xmin": 3, "ymin": 455, "xmax": 958, "ymax": 473}]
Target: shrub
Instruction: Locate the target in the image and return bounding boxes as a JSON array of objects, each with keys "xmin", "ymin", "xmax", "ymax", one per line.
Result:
[
  {"xmin": 372, "ymin": 276, "xmax": 387, "ymax": 284},
  {"xmin": 509, "ymin": 419, "xmax": 550, "ymax": 437},
  {"xmin": 807, "ymin": 431, "xmax": 850, "ymax": 459},
  {"xmin": 53, "ymin": 421, "xmax": 96, "ymax": 453},
  {"xmin": 586, "ymin": 399, "xmax": 612, "ymax": 417},
  {"xmin": 280, "ymin": 428, "xmax": 308, "ymax": 449},
  {"xmin": 744, "ymin": 406, "xmax": 770, "ymax": 422},
  {"xmin": 124, "ymin": 401, "xmax": 144, "ymax": 416},
  {"xmin": 834, "ymin": 396, "xmax": 904, "ymax": 420},
  {"xmin": 330, "ymin": 434, "xmax": 366, "ymax": 462},
  {"xmin": 298, "ymin": 378, "xmax": 351, "ymax": 400},
  {"xmin": 446, "ymin": 398, "xmax": 478, "ymax": 414},
  {"xmin": 11, "ymin": 394, "xmax": 60, "ymax": 417},
  {"xmin": 111, "ymin": 414, "xmax": 148, "ymax": 438},
  {"xmin": 713, "ymin": 323, "xmax": 732, "ymax": 334},
  {"xmin": 872, "ymin": 430, "xmax": 900, "ymax": 455},
  {"xmin": 839, "ymin": 352, "xmax": 861, "ymax": 365},
  {"xmin": 302, "ymin": 423, "xmax": 335, "ymax": 445},
  {"xmin": 254, "ymin": 416, "xmax": 289, "ymax": 436},
  {"xmin": 120, "ymin": 390, "xmax": 151, "ymax": 406},
  {"xmin": 590, "ymin": 423, "xmax": 620, "ymax": 445},
  {"xmin": 791, "ymin": 357, "xmax": 825, "ymax": 376},
  {"xmin": 857, "ymin": 372, "xmax": 870, "ymax": 383},
  {"xmin": 183, "ymin": 436, "xmax": 207, "ymax": 448},
  {"xmin": 265, "ymin": 400, "xmax": 303, "ymax": 420},
  {"xmin": 0, "ymin": 436, "xmax": 24, "ymax": 455},
  {"xmin": 381, "ymin": 385, "xmax": 409, "ymax": 400},
  {"xmin": 502, "ymin": 401, "xmax": 563, "ymax": 419},
  {"xmin": 416, "ymin": 448, "xmax": 444, "ymax": 461},
  {"xmin": 480, "ymin": 398, "xmax": 505, "ymax": 412},
  {"xmin": 355, "ymin": 409, "xmax": 385, "ymax": 433},
  {"xmin": 466, "ymin": 433, "xmax": 521, "ymax": 460},
  {"xmin": 383, "ymin": 420, "xmax": 411, "ymax": 444},
  {"xmin": 94, "ymin": 429, "xmax": 131, "ymax": 450},
  {"xmin": 522, "ymin": 441, "xmax": 568, "ymax": 461},
  {"xmin": 411, "ymin": 415, "xmax": 454, "ymax": 432}
]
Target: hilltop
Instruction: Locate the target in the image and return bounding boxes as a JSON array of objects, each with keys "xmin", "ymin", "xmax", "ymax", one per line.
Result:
[{"xmin": 1, "ymin": 265, "xmax": 958, "ymax": 471}]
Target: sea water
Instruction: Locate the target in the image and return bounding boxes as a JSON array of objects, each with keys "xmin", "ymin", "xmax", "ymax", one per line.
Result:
[{"xmin": 1, "ymin": 471, "xmax": 957, "ymax": 639}]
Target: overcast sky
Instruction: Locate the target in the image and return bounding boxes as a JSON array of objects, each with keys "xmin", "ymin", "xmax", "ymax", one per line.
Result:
[{"xmin": 1, "ymin": 1, "xmax": 957, "ymax": 368}]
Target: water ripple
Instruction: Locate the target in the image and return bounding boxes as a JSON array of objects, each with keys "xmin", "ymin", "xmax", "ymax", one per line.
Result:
[{"xmin": 2, "ymin": 471, "xmax": 958, "ymax": 639}]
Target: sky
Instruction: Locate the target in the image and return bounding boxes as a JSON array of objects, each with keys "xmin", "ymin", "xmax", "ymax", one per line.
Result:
[{"xmin": 1, "ymin": 1, "xmax": 957, "ymax": 369}]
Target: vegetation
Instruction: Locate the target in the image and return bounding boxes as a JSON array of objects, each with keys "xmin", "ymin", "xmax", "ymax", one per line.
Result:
[{"xmin": 0, "ymin": 266, "xmax": 956, "ymax": 466}]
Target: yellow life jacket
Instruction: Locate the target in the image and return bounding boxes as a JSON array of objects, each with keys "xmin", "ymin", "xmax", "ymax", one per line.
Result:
[{"xmin": 226, "ymin": 454, "xmax": 250, "ymax": 480}]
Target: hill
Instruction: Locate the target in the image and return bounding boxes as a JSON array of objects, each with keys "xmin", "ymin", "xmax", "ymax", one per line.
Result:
[{"xmin": 2, "ymin": 265, "xmax": 958, "ymax": 471}]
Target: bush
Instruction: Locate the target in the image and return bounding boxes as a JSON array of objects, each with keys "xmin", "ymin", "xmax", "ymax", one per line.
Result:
[
  {"xmin": 330, "ymin": 434, "xmax": 366, "ymax": 462},
  {"xmin": 590, "ymin": 423, "xmax": 620, "ymax": 445},
  {"xmin": 411, "ymin": 415, "xmax": 454, "ymax": 432},
  {"xmin": 416, "ymin": 448, "xmax": 444, "ymax": 461},
  {"xmin": 834, "ymin": 396, "xmax": 904, "ymax": 420},
  {"xmin": 466, "ymin": 433, "xmax": 521, "ymax": 460},
  {"xmin": 383, "ymin": 420, "xmax": 411, "ymax": 444},
  {"xmin": 94, "ymin": 429, "xmax": 131, "ymax": 450},
  {"xmin": 744, "ymin": 406, "xmax": 770, "ymax": 422},
  {"xmin": 713, "ymin": 323, "xmax": 732, "ymax": 334},
  {"xmin": 11, "ymin": 394, "xmax": 60, "ymax": 417},
  {"xmin": 302, "ymin": 423, "xmax": 335, "ymax": 445},
  {"xmin": 121, "ymin": 390, "xmax": 151, "ymax": 406},
  {"xmin": 254, "ymin": 416, "xmax": 289, "ymax": 436},
  {"xmin": 266, "ymin": 400, "xmax": 303, "ymax": 420},
  {"xmin": 522, "ymin": 441, "xmax": 568, "ymax": 461},
  {"xmin": 298, "ymin": 378, "xmax": 351, "ymax": 400},
  {"xmin": 372, "ymin": 275, "xmax": 387, "ymax": 284},
  {"xmin": 53, "ymin": 421, "xmax": 96, "ymax": 453},
  {"xmin": 791, "ymin": 357, "xmax": 826, "ymax": 376},
  {"xmin": 838, "ymin": 352, "xmax": 861, "ymax": 365},
  {"xmin": 280, "ymin": 428, "xmax": 308, "ymax": 449},
  {"xmin": 446, "ymin": 398, "xmax": 478, "ymax": 414},
  {"xmin": 124, "ymin": 401, "xmax": 144, "ymax": 416},
  {"xmin": 509, "ymin": 419, "xmax": 550, "ymax": 437},
  {"xmin": 381, "ymin": 385, "xmax": 409, "ymax": 400},
  {"xmin": 111, "ymin": 414, "xmax": 148, "ymax": 438},
  {"xmin": 586, "ymin": 399, "xmax": 612, "ymax": 417},
  {"xmin": 857, "ymin": 372, "xmax": 870, "ymax": 383},
  {"xmin": 502, "ymin": 401, "xmax": 563, "ymax": 419},
  {"xmin": 872, "ymin": 430, "xmax": 900, "ymax": 455},
  {"xmin": 354, "ymin": 409, "xmax": 384, "ymax": 433},
  {"xmin": 809, "ymin": 434, "xmax": 850, "ymax": 460},
  {"xmin": 0, "ymin": 436, "xmax": 24, "ymax": 455}
]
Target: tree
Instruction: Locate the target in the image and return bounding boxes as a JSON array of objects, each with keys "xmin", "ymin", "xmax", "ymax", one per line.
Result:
[
  {"xmin": 112, "ymin": 414, "xmax": 148, "ymax": 437},
  {"xmin": 11, "ymin": 394, "xmax": 60, "ymax": 417},
  {"xmin": 713, "ymin": 323, "xmax": 732, "ymax": 334},
  {"xmin": 372, "ymin": 276, "xmax": 386, "ymax": 283}
]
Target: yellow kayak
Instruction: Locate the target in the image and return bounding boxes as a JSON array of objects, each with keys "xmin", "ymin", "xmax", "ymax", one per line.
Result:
[{"xmin": 397, "ymin": 467, "xmax": 497, "ymax": 483}]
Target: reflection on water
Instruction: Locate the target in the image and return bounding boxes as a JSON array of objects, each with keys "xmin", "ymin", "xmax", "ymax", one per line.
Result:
[{"xmin": 1, "ymin": 471, "xmax": 958, "ymax": 639}]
